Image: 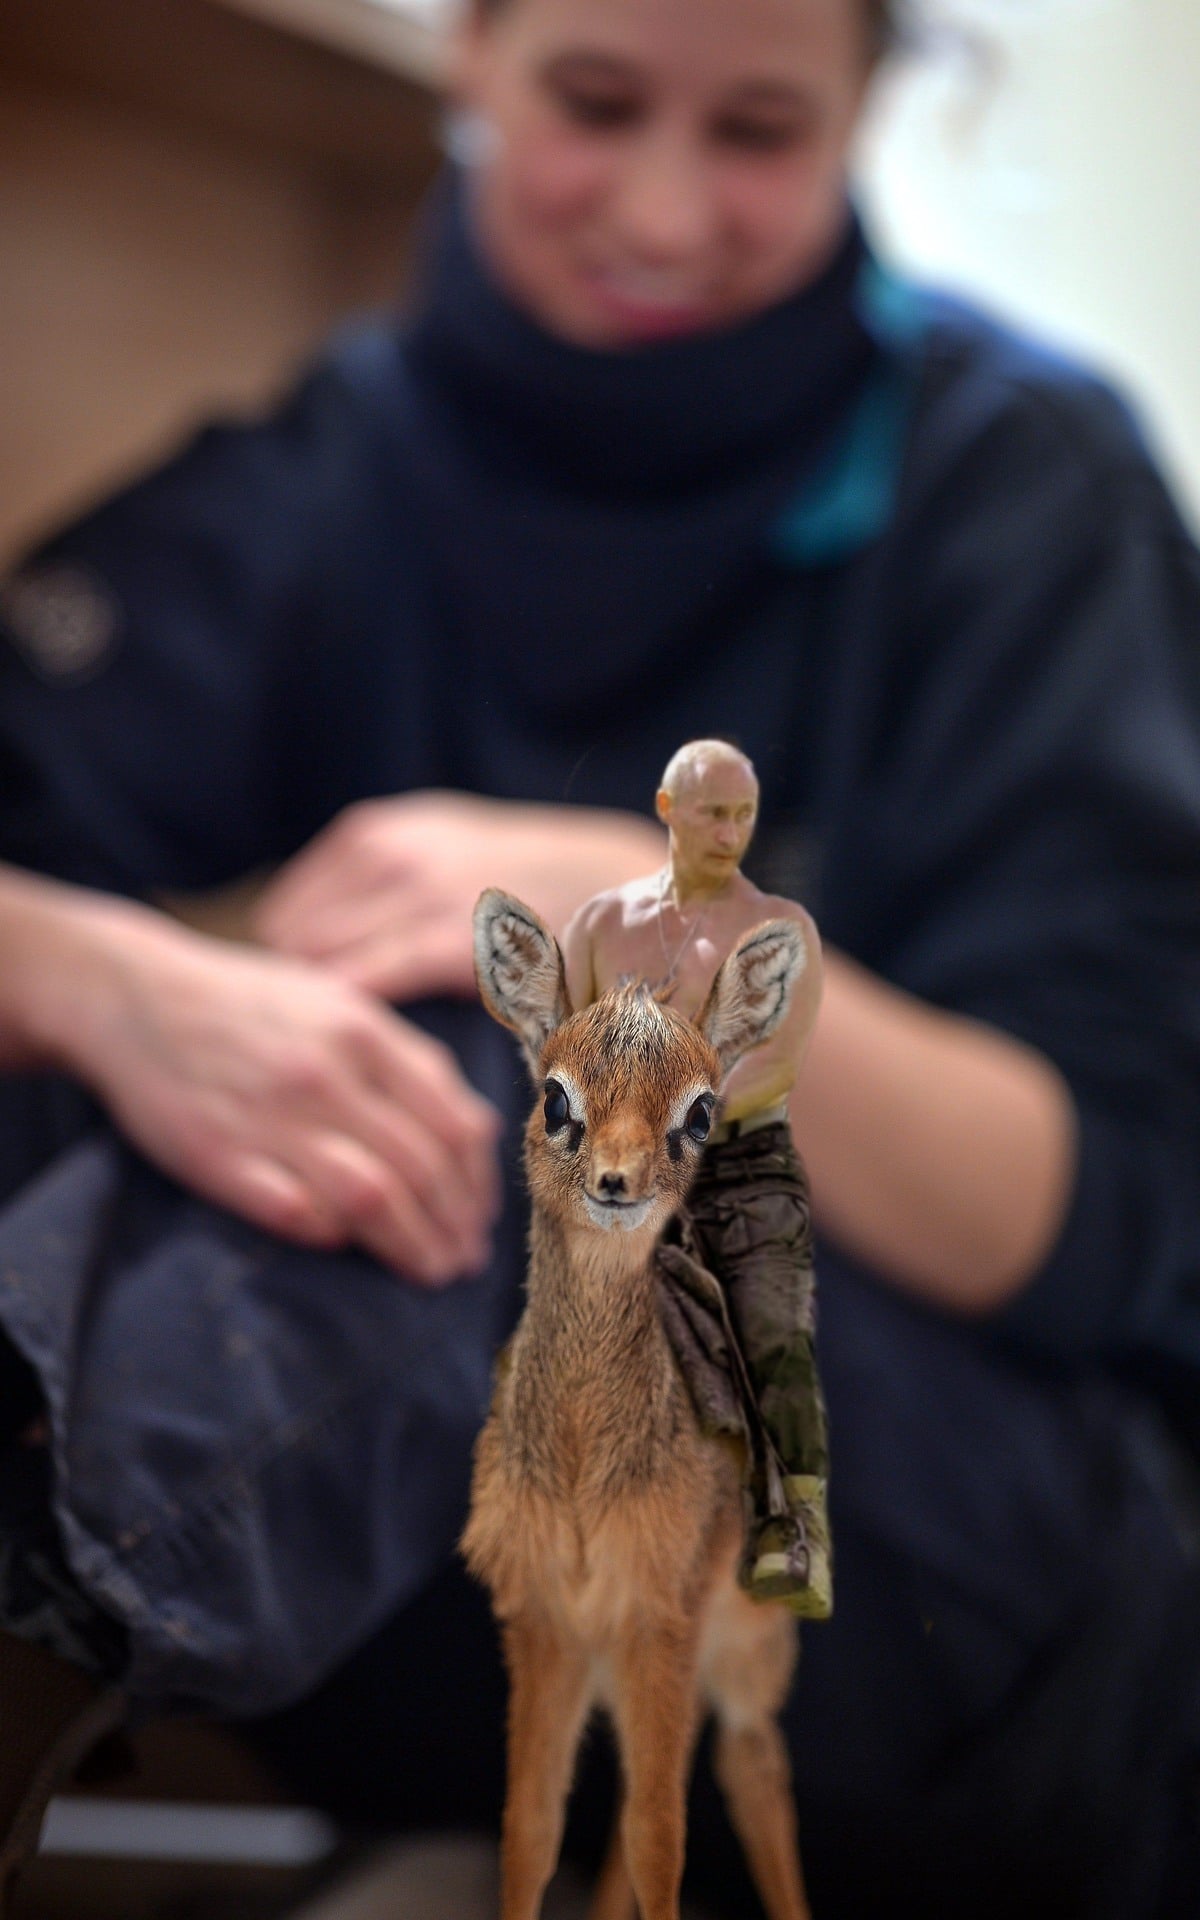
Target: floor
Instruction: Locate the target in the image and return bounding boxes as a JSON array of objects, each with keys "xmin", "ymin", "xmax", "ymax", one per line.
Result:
[
  {"xmin": 14, "ymin": 1820, "xmax": 714, "ymax": 1920},
  {"xmin": 290, "ymin": 1836, "xmax": 603, "ymax": 1920},
  {"xmin": 10, "ymin": 1719, "xmax": 714, "ymax": 1920},
  {"xmin": 16, "ymin": 1830, "xmax": 713, "ymax": 1920}
]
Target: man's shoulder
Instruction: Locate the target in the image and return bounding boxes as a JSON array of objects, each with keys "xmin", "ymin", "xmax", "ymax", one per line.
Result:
[
  {"xmin": 740, "ymin": 884, "xmax": 816, "ymax": 934},
  {"xmin": 581, "ymin": 874, "xmax": 662, "ymax": 931},
  {"xmin": 561, "ymin": 876, "xmax": 658, "ymax": 974},
  {"xmin": 732, "ymin": 888, "xmax": 821, "ymax": 978}
]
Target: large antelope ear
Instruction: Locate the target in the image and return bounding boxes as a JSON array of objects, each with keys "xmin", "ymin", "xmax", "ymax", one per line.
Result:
[
  {"xmin": 473, "ymin": 889, "xmax": 572, "ymax": 1073},
  {"xmin": 697, "ymin": 919, "xmax": 807, "ymax": 1081}
]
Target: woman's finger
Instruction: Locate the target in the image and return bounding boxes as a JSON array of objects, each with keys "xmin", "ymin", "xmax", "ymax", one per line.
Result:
[
  {"xmin": 283, "ymin": 1129, "xmax": 485, "ymax": 1286},
  {"xmin": 331, "ymin": 919, "xmax": 479, "ymax": 1004}
]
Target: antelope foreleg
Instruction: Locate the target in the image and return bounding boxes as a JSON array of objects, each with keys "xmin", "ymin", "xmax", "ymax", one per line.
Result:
[
  {"xmin": 500, "ymin": 1616, "xmax": 592, "ymax": 1920},
  {"xmin": 586, "ymin": 1794, "xmax": 636, "ymax": 1920},
  {"xmin": 610, "ymin": 1625, "xmax": 702, "ymax": 1920}
]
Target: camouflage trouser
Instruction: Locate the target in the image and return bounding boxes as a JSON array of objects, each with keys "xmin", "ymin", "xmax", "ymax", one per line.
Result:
[{"xmin": 681, "ymin": 1122, "xmax": 828, "ymax": 1487}]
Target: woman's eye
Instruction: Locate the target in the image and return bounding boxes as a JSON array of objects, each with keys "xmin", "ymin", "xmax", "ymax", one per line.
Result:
[
  {"xmin": 559, "ymin": 90, "xmax": 640, "ymax": 130},
  {"xmin": 544, "ymin": 1081, "xmax": 571, "ymax": 1133},
  {"xmin": 685, "ymin": 1097, "xmax": 714, "ymax": 1143},
  {"xmin": 713, "ymin": 115, "xmax": 803, "ymax": 154}
]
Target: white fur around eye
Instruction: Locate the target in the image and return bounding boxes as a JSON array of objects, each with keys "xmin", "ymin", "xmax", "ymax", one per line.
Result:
[
  {"xmin": 670, "ymin": 1083, "xmax": 715, "ymax": 1134},
  {"xmin": 549, "ymin": 1070, "xmax": 586, "ymax": 1126}
]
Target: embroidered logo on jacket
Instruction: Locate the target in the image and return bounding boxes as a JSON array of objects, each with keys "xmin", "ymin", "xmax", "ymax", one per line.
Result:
[{"xmin": 0, "ymin": 562, "xmax": 122, "ymax": 684}]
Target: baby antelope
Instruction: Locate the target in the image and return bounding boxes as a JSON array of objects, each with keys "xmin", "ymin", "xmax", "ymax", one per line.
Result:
[{"xmin": 463, "ymin": 889, "xmax": 812, "ymax": 1920}]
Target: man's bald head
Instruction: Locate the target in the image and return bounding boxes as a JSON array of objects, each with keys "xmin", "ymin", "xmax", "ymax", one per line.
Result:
[{"xmin": 658, "ymin": 739, "xmax": 758, "ymax": 804}]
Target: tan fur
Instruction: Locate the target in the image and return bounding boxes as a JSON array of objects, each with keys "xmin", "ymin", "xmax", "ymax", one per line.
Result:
[{"xmin": 465, "ymin": 892, "xmax": 811, "ymax": 1920}]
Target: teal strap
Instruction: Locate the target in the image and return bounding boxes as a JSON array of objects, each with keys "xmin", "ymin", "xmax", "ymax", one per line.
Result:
[{"xmin": 770, "ymin": 260, "xmax": 930, "ymax": 568}]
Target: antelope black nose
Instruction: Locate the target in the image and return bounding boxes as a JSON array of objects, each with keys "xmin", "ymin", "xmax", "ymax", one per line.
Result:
[{"xmin": 597, "ymin": 1170, "xmax": 627, "ymax": 1198}]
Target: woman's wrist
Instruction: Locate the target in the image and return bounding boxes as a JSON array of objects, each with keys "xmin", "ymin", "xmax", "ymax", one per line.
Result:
[
  {"xmin": 0, "ymin": 867, "xmax": 157, "ymax": 1076},
  {"xmin": 792, "ymin": 946, "xmax": 1077, "ymax": 1310}
]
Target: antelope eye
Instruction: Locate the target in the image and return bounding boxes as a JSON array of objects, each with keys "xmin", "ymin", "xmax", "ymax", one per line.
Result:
[
  {"xmin": 544, "ymin": 1080, "xmax": 571, "ymax": 1133},
  {"xmin": 685, "ymin": 1096, "xmax": 714, "ymax": 1143}
]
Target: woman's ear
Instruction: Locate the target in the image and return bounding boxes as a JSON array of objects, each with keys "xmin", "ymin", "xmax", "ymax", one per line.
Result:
[
  {"xmin": 445, "ymin": 4, "xmax": 490, "ymax": 116},
  {"xmin": 443, "ymin": 8, "xmax": 503, "ymax": 168}
]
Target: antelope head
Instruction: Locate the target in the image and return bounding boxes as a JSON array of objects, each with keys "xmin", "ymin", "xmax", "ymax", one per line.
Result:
[{"xmin": 473, "ymin": 890, "xmax": 806, "ymax": 1238}]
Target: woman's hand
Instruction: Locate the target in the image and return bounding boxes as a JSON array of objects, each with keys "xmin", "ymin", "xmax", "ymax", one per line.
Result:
[
  {"xmin": 254, "ymin": 791, "xmax": 665, "ymax": 1003},
  {"xmin": 7, "ymin": 872, "xmax": 500, "ymax": 1285}
]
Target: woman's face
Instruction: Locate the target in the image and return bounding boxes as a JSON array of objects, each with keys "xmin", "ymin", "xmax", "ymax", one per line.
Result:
[{"xmin": 451, "ymin": 0, "xmax": 874, "ymax": 349}]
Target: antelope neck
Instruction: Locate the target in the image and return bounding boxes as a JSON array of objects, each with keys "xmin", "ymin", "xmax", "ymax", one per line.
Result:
[{"xmin": 528, "ymin": 1214, "xmax": 665, "ymax": 1341}]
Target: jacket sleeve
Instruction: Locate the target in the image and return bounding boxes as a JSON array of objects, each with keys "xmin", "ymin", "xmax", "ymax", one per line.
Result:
[
  {"xmin": 0, "ymin": 351, "xmax": 373, "ymax": 896},
  {"xmin": 843, "ymin": 352, "xmax": 1200, "ymax": 1390}
]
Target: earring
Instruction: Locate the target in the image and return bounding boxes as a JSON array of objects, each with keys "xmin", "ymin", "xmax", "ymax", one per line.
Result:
[{"xmin": 440, "ymin": 107, "xmax": 500, "ymax": 167}]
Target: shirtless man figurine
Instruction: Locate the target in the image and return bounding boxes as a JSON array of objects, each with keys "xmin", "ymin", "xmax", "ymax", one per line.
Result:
[{"xmin": 562, "ymin": 740, "xmax": 832, "ymax": 1619}]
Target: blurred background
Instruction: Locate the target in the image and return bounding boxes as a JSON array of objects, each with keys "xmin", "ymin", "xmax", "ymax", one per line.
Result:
[
  {"xmin": 858, "ymin": 0, "xmax": 1200, "ymax": 520},
  {"xmin": 1, "ymin": 0, "xmax": 1197, "ymax": 574}
]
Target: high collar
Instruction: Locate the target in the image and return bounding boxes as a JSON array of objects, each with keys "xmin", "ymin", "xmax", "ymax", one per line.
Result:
[{"xmin": 405, "ymin": 173, "xmax": 876, "ymax": 500}]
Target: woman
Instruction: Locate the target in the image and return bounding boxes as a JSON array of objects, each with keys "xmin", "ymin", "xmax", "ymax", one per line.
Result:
[{"xmin": 1, "ymin": 0, "xmax": 1198, "ymax": 1911}]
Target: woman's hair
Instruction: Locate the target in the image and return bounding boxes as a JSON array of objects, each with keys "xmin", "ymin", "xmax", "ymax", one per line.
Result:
[
  {"xmin": 477, "ymin": 0, "xmax": 906, "ymax": 62},
  {"xmin": 865, "ymin": 0, "xmax": 905, "ymax": 57}
]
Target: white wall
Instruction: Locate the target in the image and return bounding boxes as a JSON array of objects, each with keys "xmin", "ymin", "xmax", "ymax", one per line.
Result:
[{"xmin": 855, "ymin": 0, "xmax": 1200, "ymax": 524}]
